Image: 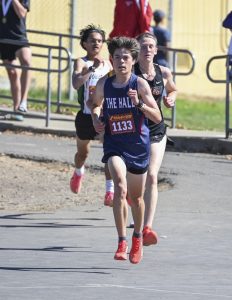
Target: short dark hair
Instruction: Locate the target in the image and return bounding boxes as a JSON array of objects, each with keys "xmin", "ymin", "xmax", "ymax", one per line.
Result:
[
  {"xmin": 136, "ymin": 32, "xmax": 157, "ymax": 46},
  {"xmin": 153, "ymin": 9, "xmax": 165, "ymax": 23},
  {"xmin": 107, "ymin": 36, "xmax": 140, "ymax": 60},
  {"xmin": 79, "ymin": 24, "xmax": 106, "ymax": 50}
]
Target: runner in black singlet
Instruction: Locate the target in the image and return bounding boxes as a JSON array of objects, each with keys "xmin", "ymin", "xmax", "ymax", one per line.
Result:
[{"xmin": 135, "ymin": 32, "xmax": 177, "ymax": 246}]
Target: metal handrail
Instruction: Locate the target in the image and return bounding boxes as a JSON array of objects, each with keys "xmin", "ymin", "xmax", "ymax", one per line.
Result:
[
  {"xmin": 27, "ymin": 30, "xmax": 197, "ymax": 126},
  {"xmin": 158, "ymin": 46, "xmax": 195, "ymax": 76},
  {"xmin": 206, "ymin": 55, "xmax": 228, "ymax": 83},
  {"xmin": 0, "ymin": 39, "xmax": 71, "ymax": 127},
  {"xmin": 27, "ymin": 29, "xmax": 80, "ymax": 40},
  {"xmin": 206, "ymin": 54, "xmax": 232, "ymax": 138},
  {"xmin": 27, "ymin": 29, "xmax": 81, "ymax": 110},
  {"xmin": 0, "ymin": 30, "xmax": 196, "ymax": 129},
  {"xmin": 0, "ymin": 39, "xmax": 70, "ymax": 73},
  {"xmin": 158, "ymin": 46, "xmax": 195, "ymax": 128}
]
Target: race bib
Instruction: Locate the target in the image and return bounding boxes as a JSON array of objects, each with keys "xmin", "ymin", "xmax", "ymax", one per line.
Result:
[{"xmin": 109, "ymin": 113, "xmax": 135, "ymax": 135}]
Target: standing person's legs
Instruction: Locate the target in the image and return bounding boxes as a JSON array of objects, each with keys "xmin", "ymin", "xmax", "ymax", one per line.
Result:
[
  {"xmin": 3, "ymin": 58, "xmax": 21, "ymax": 111},
  {"xmin": 143, "ymin": 135, "xmax": 167, "ymax": 245},
  {"xmin": 16, "ymin": 47, "xmax": 32, "ymax": 111},
  {"xmin": 108, "ymin": 156, "xmax": 128, "ymax": 260},
  {"xmin": 70, "ymin": 137, "xmax": 91, "ymax": 194},
  {"xmin": 127, "ymin": 171, "xmax": 147, "ymax": 264}
]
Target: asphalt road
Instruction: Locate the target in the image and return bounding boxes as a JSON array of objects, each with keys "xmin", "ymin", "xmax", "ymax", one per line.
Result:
[{"xmin": 0, "ymin": 131, "xmax": 232, "ymax": 300}]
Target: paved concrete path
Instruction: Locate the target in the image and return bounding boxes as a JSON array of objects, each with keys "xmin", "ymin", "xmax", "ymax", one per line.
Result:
[
  {"xmin": 0, "ymin": 130, "xmax": 232, "ymax": 299},
  {"xmin": 1, "ymin": 109, "xmax": 232, "ymax": 299}
]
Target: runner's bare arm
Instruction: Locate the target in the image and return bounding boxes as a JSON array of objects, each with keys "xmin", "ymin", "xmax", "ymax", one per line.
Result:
[
  {"xmin": 72, "ymin": 58, "xmax": 92, "ymax": 90},
  {"xmin": 72, "ymin": 57, "xmax": 106, "ymax": 90},
  {"xmin": 91, "ymin": 77, "xmax": 106, "ymax": 133},
  {"xmin": 160, "ymin": 66, "xmax": 178, "ymax": 108}
]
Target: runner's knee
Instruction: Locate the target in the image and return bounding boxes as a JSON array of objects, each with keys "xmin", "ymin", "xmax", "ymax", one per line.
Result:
[
  {"xmin": 131, "ymin": 196, "xmax": 144, "ymax": 207},
  {"xmin": 146, "ymin": 171, "xmax": 158, "ymax": 186}
]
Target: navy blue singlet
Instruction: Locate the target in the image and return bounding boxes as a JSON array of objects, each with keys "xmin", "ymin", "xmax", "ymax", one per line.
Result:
[{"xmin": 102, "ymin": 73, "xmax": 150, "ymax": 173}]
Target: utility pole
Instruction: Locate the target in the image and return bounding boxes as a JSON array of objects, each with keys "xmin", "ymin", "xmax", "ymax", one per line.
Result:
[
  {"xmin": 168, "ymin": 0, "xmax": 176, "ymax": 128},
  {"xmin": 69, "ymin": 0, "xmax": 78, "ymax": 100},
  {"xmin": 168, "ymin": 0, "xmax": 173, "ymax": 44}
]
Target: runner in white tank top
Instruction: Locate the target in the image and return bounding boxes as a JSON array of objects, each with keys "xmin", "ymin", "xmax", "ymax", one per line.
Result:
[{"xmin": 70, "ymin": 25, "xmax": 114, "ymax": 205}]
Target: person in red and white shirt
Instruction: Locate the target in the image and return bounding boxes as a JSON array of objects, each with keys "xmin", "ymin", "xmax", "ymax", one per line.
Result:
[{"xmin": 109, "ymin": 0, "xmax": 152, "ymax": 39}]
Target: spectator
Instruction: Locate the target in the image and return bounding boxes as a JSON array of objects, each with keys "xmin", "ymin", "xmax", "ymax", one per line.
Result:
[
  {"xmin": 0, "ymin": 0, "xmax": 31, "ymax": 112},
  {"xmin": 152, "ymin": 9, "xmax": 171, "ymax": 67},
  {"xmin": 222, "ymin": 10, "xmax": 232, "ymax": 29},
  {"xmin": 222, "ymin": 11, "xmax": 232, "ymax": 78},
  {"xmin": 109, "ymin": 0, "xmax": 152, "ymax": 39}
]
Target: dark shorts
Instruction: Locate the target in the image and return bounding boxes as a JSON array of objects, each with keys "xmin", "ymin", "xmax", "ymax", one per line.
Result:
[
  {"xmin": 150, "ymin": 131, "xmax": 166, "ymax": 143},
  {"xmin": 0, "ymin": 43, "xmax": 29, "ymax": 61},
  {"xmin": 102, "ymin": 152, "xmax": 149, "ymax": 175},
  {"xmin": 75, "ymin": 110, "xmax": 98, "ymax": 140},
  {"xmin": 150, "ymin": 123, "xmax": 167, "ymax": 143}
]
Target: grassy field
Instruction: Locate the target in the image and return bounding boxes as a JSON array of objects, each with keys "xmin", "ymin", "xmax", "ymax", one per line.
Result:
[
  {"xmin": 0, "ymin": 89, "xmax": 229, "ymax": 132},
  {"xmin": 163, "ymin": 97, "xmax": 227, "ymax": 131}
]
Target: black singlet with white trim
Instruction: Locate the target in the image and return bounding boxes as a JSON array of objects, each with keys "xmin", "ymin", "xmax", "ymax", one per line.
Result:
[{"xmin": 134, "ymin": 63, "xmax": 167, "ymax": 143}]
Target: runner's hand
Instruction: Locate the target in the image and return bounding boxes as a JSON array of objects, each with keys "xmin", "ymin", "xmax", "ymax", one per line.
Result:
[
  {"xmin": 163, "ymin": 96, "xmax": 175, "ymax": 108},
  {"xmin": 92, "ymin": 117, "xmax": 105, "ymax": 133},
  {"xmin": 128, "ymin": 88, "xmax": 139, "ymax": 105},
  {"xmin": 93, "ymin": 58, "xmax": 102, "ymax": 69}
]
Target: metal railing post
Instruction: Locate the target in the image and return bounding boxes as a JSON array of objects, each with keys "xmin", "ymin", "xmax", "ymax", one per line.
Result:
[
  {"xmin": 158, "ymin": 45, "xmax": 195, "ymax": 128},
  {"xmin": 225, "ymin": 56, "xmax": 230, "ymax": 138},
  {"xmin": 57, "ymin": 35, "xmax": 62, "ymax": 113},
  {"xmin": 206, "ymin": 54, "xmax": 232, "ymax": 138},
  {"xmin": 46, "ymin": 48, "xmax": 52, "ymax": 127},
  {"xmin": 171, "ymin": 50, "xmax": 177, "ymax": 128}
]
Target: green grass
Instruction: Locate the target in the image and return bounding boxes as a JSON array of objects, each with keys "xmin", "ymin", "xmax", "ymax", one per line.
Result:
[
  {"xmin": 0, "ymin": 88, "xmax": 78, "ymax": 115},
  {"xmin": 163, "ymin": 97, "xmax": 227, "ymax": 131},
  {"xmin": 0, "ymin": 88, "xmax": 229, "ymax": 131}
]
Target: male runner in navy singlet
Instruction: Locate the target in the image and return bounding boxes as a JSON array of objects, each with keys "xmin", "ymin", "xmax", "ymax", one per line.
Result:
[{"xmin": 91, "ymin": 37, "xmax": 162, "ymax": 264}]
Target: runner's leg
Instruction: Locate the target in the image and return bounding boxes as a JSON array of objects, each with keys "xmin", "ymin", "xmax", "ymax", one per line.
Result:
[
  {"xmin": 144, "ymin": 135, "xmax": 167, "ymax": 228},
  {"xmin": 127, "ymin": 172, "xmax": 147, "ymax": 234},
  {"xmin": 74, "ymin": 137, "xmax": 91, "ymax": 168},
  {"xmin": 108, "ymin": 156, "xmax": 127, "ymax": 238}
]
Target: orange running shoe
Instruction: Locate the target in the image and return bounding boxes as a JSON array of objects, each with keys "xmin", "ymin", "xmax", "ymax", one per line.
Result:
[
  {"xmin": 114, "ymin": 240, "xmax": 128, "ymax": 260},
  {"xmin": 143, "ymin": 226, "xmax": 158, "ymax": 246},
  {"xmin": 129, "ymin": 236, "xmax": 143, "ymax": 264},
  {"xmin": 104, "ymin": 192, "xmax": 114, "ymax": 207},
  {"xmin": 70, "ymin": 172, "xmax": 83, "ymax": 194}
]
